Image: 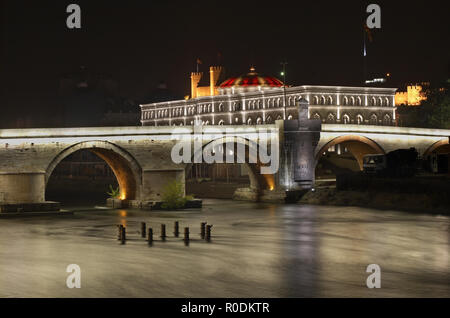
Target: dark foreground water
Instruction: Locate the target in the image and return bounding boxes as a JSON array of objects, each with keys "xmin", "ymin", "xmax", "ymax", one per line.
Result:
[{"xmin": 0, "ymin": 200, "xmax": 448, "ymax": 298}]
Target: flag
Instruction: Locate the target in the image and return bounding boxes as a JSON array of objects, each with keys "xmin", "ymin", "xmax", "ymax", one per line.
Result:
[
  {"xmin": 196, "ymin": 58, "xmax": 202, "ymax": 73},
  {"xmin": 364, "ymin": 24, "xmax": 373, "ymax": 42}
]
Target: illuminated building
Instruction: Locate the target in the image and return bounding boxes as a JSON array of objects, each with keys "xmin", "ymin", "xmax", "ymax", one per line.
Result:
[
  {"xmin": 395, "ymin": 84, "xmax": 428, "ymax": 106},
  {"xmin": 141, "ymin": 66, "xmax": 398, "ymax": 127},
  {"xmin": 190, "ymin": 66, "xmax": 225, "ymax": 98}
]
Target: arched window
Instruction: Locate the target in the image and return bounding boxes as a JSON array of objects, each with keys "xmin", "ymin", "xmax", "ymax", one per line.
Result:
[
  {"xmin": 356, "ymin": 114, "xmax": 364, "ymax": 125},
  {"xmin": 247, "ymin": 117, "xmax": 253, "ymax": 125},
  {"xmin": 356, "ymin": 97, "xmax": 362, "ymax": 106},
  {"xmin": 218, "ymin": 103, "xmax": 224, "ymax": 112},
  {"xmin": 384, "ymin": 97, "xmax": 390, "ymax": 107},
  {"xmin": 326, "ymin": 113, "xmax": 336, "ymax": 123},
  {"xmin": 371, "ymin": 97, "xmax": 376, "ymax": 106},
  {"xmin": 287, "ymin": 114, "xmax": 293, "ymax": 120},
  {"xmin": 378, "ymin": 97, "xmax": 383, "ymax": 106},
  {"xmin": 218, "ymin": 120, "xmax": 224, "ymax": 125},
  {"xmin": 205, "ymin": 120, "xmax": 210, "ymax": 125},
  {"xmin": 383, "ymin": 114, "xmax": 391, "ymax": 126},
  {"xmin": 350, "ymin": 97, "xmax": 355, "ymax": 106},
  {"xmin": 343, "ymin": 96, "xmax": 348, "ymax": 106},
  {"xmin": 343, "ymin": 114, "xmax": 350, "ymax": 124},
  {"xmin": 313, "ymin": 96, "xmax": 319, "ymax": 105},
  {"xmin": 313, "ymin": 113, "xmax": 321, "ymax": 121},
  {"xmin": 256, "ymin": 117, "xmax": 262, "ymax": 125},
  {"xmin": 327, "ymin": 96, "xmax": 333, "ymax": 105},
  {"xmin": 320, "ymin": 96, "xmax": 326, "ymax": 105},
  {"xmin": 370, "ymin": 114, "xmax": 378, "ymax": 125}
]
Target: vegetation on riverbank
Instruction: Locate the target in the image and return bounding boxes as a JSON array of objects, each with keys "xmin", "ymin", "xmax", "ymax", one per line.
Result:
[{"xmin": 161, "ymin": 180, "xmax": 196, "ymax": 210}]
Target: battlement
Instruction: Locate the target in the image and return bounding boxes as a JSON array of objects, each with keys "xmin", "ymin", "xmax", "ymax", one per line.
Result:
[{"xmin": 190, "ymin": 72, "xmax": 203, "ymax": 78}]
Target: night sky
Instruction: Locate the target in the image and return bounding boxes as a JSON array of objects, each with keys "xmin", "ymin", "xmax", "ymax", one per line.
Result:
[{"xmin": 0, "ymin": 0, "xmax": 449, "ymax": 127}]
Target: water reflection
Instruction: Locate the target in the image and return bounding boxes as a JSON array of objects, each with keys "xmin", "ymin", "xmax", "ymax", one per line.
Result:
[{"xmin": 0, "ymin": 200, "xmax": 448, "ymax": 297}]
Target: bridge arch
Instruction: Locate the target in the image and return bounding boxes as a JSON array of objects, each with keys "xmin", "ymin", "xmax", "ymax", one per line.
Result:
[
  {"xmin": 45, "ymin": 140, "xmax": 142, "ymax": 201},
  {"xmin": 423, "ymin": 138, "xmax": 450, "ymax": 157},
  {"xmin": 315, "ymin": 135, "xmax": 385, "ymax": 170},
  {"xmin": 185, "ymin": 135, "xmax": 274, "ymax": 197}
]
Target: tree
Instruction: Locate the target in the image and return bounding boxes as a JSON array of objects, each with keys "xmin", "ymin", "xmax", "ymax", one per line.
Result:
[
  {"xmin": 427, "ymin": 93, "xmax": 450, "ymax": 129},
  {"xmin": 415, "ymin": 81, "xmax": 450, "ymax": 129}
]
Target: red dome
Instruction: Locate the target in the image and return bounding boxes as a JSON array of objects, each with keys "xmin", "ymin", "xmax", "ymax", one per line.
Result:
[{"xmin": 219, "ymin": 67, "xmax": 284, "ymax": 88}]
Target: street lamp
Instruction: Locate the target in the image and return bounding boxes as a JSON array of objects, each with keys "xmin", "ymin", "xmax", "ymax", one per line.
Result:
[{"xmin": 280, "ymin": 61, "xmax": 288, "ymax": 120}]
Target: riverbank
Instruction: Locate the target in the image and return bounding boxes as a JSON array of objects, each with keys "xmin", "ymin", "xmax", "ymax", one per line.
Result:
[{"xmin": 299, "ymin": 188, "xmax": 450, "ymax": 215}]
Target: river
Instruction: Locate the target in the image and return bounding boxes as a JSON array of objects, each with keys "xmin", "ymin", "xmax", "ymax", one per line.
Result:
[{"xmin": 0, "ymin": 199, "xmax": 448, "ymax": 297}]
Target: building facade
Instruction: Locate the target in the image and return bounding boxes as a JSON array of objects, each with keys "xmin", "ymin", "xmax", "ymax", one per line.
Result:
[
  {"xmin": 395, "ymin": 83, "xmax": 427, "ymax": 106},
  {"xmin": 141, "ymin": 67, "xmax": 397, "ymax": 127}
]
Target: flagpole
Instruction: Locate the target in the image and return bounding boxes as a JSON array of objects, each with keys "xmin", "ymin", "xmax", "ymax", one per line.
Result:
[{"xmin": 363, "ymin": 27, "xmax": 367, "ymax": 85}]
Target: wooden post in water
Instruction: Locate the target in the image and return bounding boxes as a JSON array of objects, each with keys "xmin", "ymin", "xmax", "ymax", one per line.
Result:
[
  {"xmin": 161, "ymin": 224, "xmax": 166, "ymax": 241},
  {"xmin": 121, "ymin": 226, "xmax": 126, "ymax": 245},
  {"xmin": 205, "ymin": 225, "xmax": 212, "ymax": 242},
  {"xmin": 200, "ymin": 222, "xmax": 206, "ymax": 239},
  {"xmin": 184, "ymin": 227, "xmax": 190, "ymax": 246},
  {"xmin": 174, "ymin": 221, "xmax": 179, "ymax": 237},
  {"xmin": 148, "ymin": 228, "xmax": 153, "ymax": 246},
  {"xmin": 141, "ymin": 222, "xmax": 146, "ymax": 238}
]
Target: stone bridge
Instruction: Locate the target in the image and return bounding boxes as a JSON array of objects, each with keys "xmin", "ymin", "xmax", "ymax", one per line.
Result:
[
  {"xmin": 0, "ymin": 116, "xmax": 449, "ymax": 207},
  {"xmin": 317, "ymin": 125, "xmax": 450, "ymax": 169}
]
